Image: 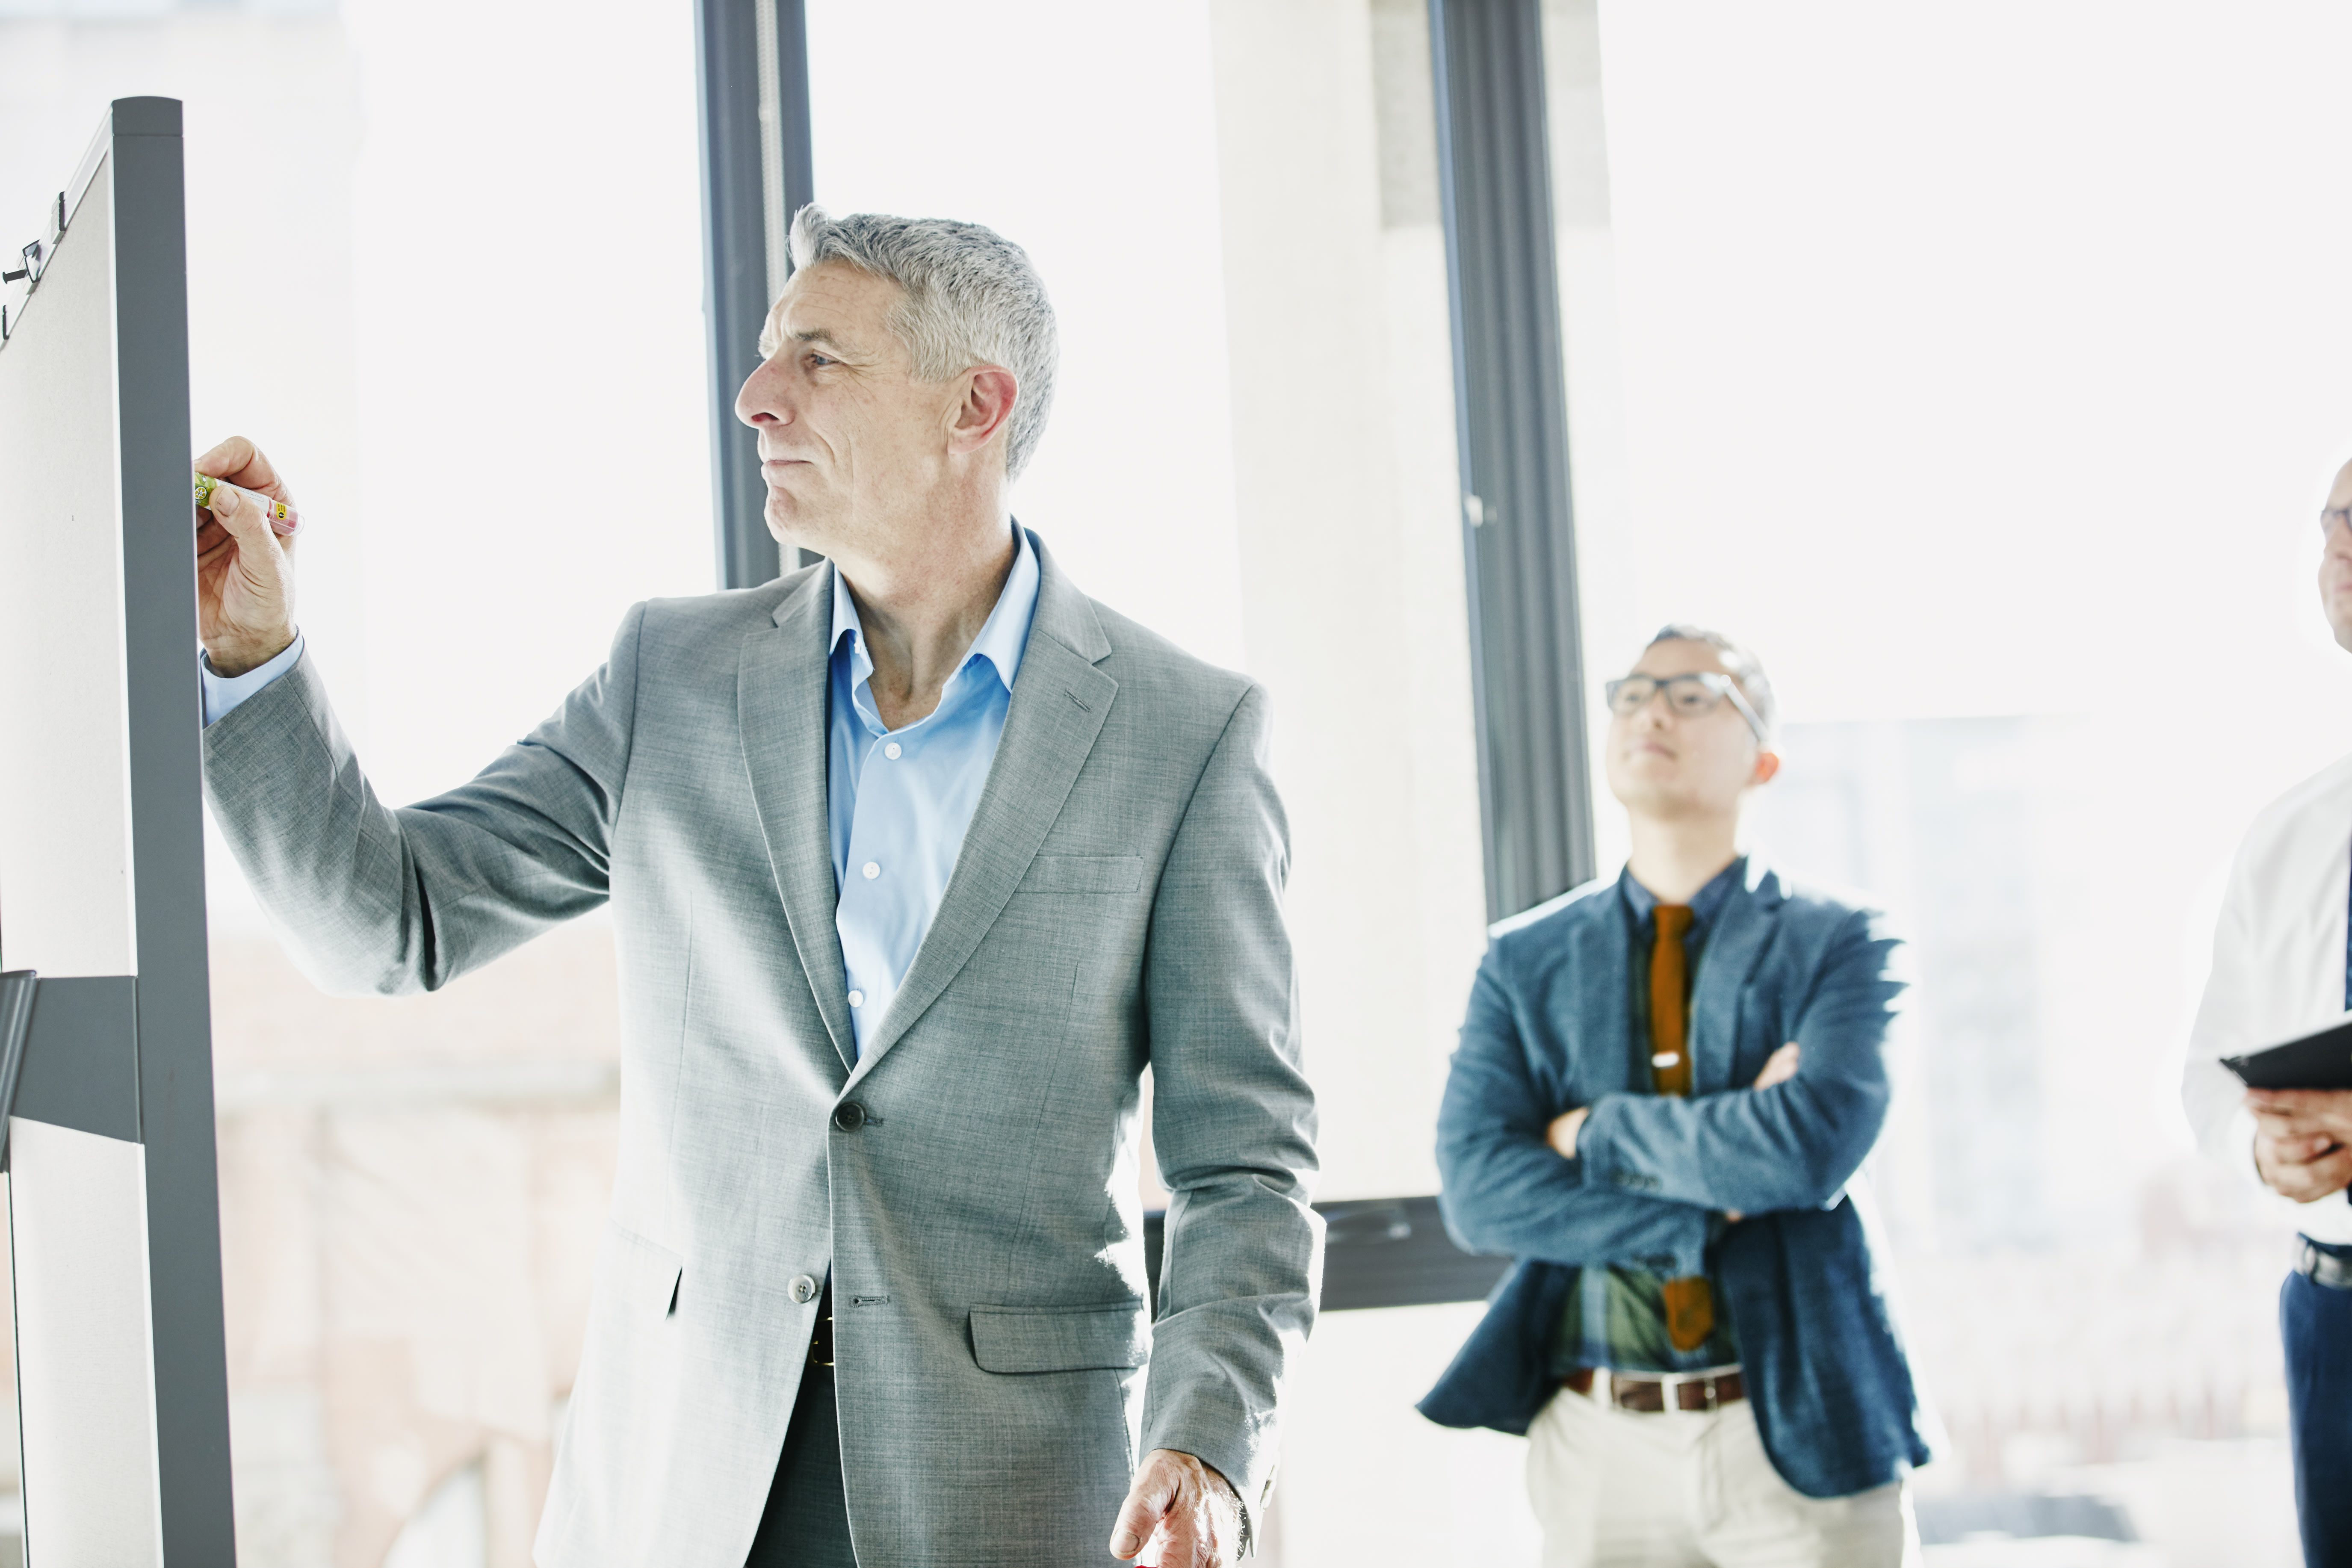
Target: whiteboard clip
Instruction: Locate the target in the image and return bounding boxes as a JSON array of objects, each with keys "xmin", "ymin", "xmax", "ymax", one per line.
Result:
[
  {"xmin": 2, "ymin": 195, "xmax": 65, "ymax": 293},
  {"xmin": 2, "ymin": 237, "xmax": 47, "ymax": 290}
]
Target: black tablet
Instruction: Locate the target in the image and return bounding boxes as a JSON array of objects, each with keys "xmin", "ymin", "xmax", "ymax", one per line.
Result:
[{"xmin": 2222, "ymin": 1017, "xmax": 2352, "ymax": 1091}]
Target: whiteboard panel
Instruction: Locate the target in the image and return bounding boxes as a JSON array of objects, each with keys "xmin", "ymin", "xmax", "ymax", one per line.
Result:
[
  {"xmin": 0, "ymin": 152, "xmax": 136, "ymax": 979},
  {"xmin": 8, "ymin": 1115, "xmax": 165, "ymax": 1568}
]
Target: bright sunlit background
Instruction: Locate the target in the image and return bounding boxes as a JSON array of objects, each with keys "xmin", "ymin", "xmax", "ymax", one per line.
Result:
[{"xmin": 5, "ymin": 1, "xmax": 2352, "ymax": 1564}]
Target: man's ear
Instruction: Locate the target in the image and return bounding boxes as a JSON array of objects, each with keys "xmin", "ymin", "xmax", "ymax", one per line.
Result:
[
  {"xmin": 948, "ymin": 366, "xmax": 1019, "ymax": 459},
  {"xmin": 1749, "ymin": 749, "xmax": 1782, "ymax": 788}
]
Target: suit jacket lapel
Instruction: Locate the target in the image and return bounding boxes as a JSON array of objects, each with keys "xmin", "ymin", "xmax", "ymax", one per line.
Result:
[
  {"xmin": 1690, "ymin": 860, "xmax": 1783, "ymax": 1093},
  {"xmin": 1570, "ymin": 904, "xmax": 1633, "ymax": 1101},
  {"xmin": 739, "ymin": 567, "xmax": 857, "ymax": 1074},
  {"xmin": 848, "ymin": 542, "xmax": 1116, "ymax": 1085}
]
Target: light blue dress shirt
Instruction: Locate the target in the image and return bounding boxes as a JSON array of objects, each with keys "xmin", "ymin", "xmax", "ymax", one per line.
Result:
[
  {"xmin": 201, "ymin": 532, "xmax": 1044, "ymax": 1062},
  {"xmin": 199, "ymin": 633, "xmax": 307, "ymax": 726},
  {"xmin": 829, "ymin": 526, "xmax": 1038, "ymax": 1052}
]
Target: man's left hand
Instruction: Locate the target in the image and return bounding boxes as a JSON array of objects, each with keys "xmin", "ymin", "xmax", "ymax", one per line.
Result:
[{"xmin": 1109, "ymin": 1448, "xmax": 1244, "ymax": 1566}]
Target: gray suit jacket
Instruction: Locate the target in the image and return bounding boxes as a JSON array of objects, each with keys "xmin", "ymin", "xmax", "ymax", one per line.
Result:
[{"xmin": 202, "ymin": 536, "xmax": 1323, "ymax": 1568}]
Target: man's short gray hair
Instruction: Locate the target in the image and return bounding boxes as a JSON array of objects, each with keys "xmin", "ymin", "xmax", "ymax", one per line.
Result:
[
  {"xmin": 1646, "ymin": 623, "xmax": 1778, "ymax": 742},
  {"xmin": 789, "ymin": 205, "xmax": 1059, "ymax": 481}
]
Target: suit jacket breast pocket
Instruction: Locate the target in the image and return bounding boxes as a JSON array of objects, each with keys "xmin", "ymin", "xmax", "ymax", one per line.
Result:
[{"xmin": 1019, "ymin": 855, "xmax": 1146, "ymax": 895}]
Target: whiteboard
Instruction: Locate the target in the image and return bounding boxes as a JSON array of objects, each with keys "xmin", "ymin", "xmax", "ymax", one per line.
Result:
[
  {"xmin": 0, "ymin": 151, "xmax": 135, "ymax": 980},
  {"xmin": 0, "ymin": 98, "xmax": 238, "ymax": 1564}
]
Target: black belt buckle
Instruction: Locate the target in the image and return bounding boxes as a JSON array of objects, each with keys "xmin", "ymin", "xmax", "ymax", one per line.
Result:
[
  {"xmin": 809, "ymin": 1279, "xmax": 835, "ymax": 1367},
  {"xmin": 2299, "ymin": 1240, "xmax": 2352, "ymax": 1291}
]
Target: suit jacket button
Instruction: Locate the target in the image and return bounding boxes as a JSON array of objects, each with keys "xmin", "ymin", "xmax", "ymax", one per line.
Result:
[
  {"xmin": 790, "ymin": 1274, "xmax": 819, "ymax": 1304},
  {"xmin": 833, "ymin": 1101, "xmax": 867, "ymax": 1132}
]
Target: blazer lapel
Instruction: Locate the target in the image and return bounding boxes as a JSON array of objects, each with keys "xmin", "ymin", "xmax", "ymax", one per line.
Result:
[
  {"xmin": 847, "ymin": 541, "xmax": 1117, "ymax": 1084},
  {"xmin": 1689, "ymin": 859, "xmax": 1784, "ymax": 1093},
  {"xmin": 738, "ymin": 566, "xmax": 857, "ymax": 1074},
  {"xmin": 1569, "ymin": 900, "xmax": 1633, "ymax": 1101}
]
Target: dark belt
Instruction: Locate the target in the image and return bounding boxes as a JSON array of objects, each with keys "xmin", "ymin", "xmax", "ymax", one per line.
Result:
[
  {"xmin": 809, "ymin": 1279, "xmax": 834, "ymax": 1367},
  {"xmin": 2298, "ymin": 1239, "xmax": 2352, "ymax": 1291},
  {"xmin": 1563, "ymin": 1366, "xmax": 1745, "ymax": 1414}
]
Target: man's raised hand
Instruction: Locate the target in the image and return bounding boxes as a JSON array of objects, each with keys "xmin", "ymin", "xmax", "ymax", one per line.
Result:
[
  {"xmin": 194, "ymin": 435, "xmax": 298, "ymax": 676},
  {"xmin": 1108, "ymin": 1448, "xmax": 1243, "ymax": 1567}
]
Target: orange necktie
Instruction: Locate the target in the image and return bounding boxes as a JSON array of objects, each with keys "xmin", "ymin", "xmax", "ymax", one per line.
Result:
[{"xmin": 1649, "ymin": 904, "xmax": 1714, "ymax": 1350}]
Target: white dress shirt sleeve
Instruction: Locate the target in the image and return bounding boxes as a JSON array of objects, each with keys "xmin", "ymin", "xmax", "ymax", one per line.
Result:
[
  {"xmin": 199, "ymin": 633, "xmax": 305, "ymax": 727},
  {"xmin": 2184, "ymin": 847, "xmax": 2265, "ymax": 1182}
]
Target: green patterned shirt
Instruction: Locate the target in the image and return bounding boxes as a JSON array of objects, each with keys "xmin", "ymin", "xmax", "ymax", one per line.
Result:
[{"xmin": 1549, "ymin": 862, "xmax": 1744, "ymax": 1376}]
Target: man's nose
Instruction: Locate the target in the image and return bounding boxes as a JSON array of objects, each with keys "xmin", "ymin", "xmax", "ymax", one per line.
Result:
[{"xmin": 735, "ymin": 359, "xmax": 790, "ymax": 430}]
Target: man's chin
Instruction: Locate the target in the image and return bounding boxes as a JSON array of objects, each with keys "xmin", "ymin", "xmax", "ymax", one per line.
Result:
[
  {"xmin": 2329, "ymin": 603, "xmax": 2352, "ymax": 654},
  {"xmin": 1606, "ymin": 777, "xmax": 1683, "ymax": 814},
  {"xmin": 764, "ymin": 502, "xmax": 822, "ymax": 557}
]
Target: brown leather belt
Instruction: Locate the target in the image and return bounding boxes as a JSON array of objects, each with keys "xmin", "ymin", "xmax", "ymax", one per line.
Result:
[{"xmin": 1564, "ymin": 1366, "xmax": 1745, "ymax": 1414}]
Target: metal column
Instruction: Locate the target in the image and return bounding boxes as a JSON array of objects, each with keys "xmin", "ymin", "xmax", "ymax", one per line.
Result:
[
  {"xmin": 695, "ymin": 0, "xmax": 818, "ymax": 590},
  {"xmin": 1431, "ymin": 0, "xmax": 1598, "ymax": 921}
]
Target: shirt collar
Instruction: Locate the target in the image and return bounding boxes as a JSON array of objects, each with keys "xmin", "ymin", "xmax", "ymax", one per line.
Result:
[
  {"xmin": 829, "ymin": 523, "xmax": 1040, "ymax": 696},
  {"xmin": 1620, "ymin": 856, "xmax": 1746, "ymax": 931}
]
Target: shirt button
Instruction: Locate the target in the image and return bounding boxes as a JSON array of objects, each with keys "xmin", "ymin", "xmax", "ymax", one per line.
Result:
[
  {"xmin": 862, "ymin": 861, "xmax": 881, "ymax": 880},
  {"xmin": 884, "ymin": 742, "xmax": 902, "ymax": 760},
  {"xmin": 790, "ymin": 1273, "xmax": 819, "ymax": 1305},
  {"xmin": 848, "ymin": 990, "xmax": 864, "ymax": 1008}
]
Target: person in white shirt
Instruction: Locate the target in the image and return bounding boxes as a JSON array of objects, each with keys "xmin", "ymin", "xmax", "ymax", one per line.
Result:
[{"xmin": 2183, "ymin": 454, "xmax": 2352, "ymax": 1567}]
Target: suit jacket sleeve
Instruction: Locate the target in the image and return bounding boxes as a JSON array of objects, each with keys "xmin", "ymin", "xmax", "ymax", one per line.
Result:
[
  {"xmin": 1434, "ymin": 944, "xmax": 1713, "ymax": 1279},
  {"xmin": 1137, "ymin": 682, "xmax": 1321, "ymax": 1530},
  {"xmin": 1575, "ymin": 906, "xmax": 1904, "ymax": 1216},
  {"xmin": 201, "ymin": 606, "xmax": 644, "ymax": 995}
]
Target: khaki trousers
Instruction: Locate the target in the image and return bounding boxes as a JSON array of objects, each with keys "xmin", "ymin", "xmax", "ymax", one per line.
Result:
[{"xmin": 1526, "ymin": 1383, "xmax": 1920, "ymax": 1568}]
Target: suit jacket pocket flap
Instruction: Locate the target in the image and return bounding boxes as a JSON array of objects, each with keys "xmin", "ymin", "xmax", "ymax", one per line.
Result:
[
  {"xmin": 1019, "ymin": 855, "xmax": 1145, "ymax": 894},
  {"xmin": 599, "ymin": 1222, "xmax": 683, "ymax": 1320},
  {"xmin": 969, "ymin": 1300, "xmax": 1149, "ymax": 1373}
]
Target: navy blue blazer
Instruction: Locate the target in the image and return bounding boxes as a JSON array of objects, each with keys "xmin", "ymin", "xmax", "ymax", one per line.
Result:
[{"xmin": 1418, "ymin": 860, "xmax": 1933, "ymax": 1500}]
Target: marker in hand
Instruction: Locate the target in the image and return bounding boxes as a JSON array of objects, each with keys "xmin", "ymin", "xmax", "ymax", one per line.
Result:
[{"xmin": 193, "ymin": 471, "xmax": 299, "ymax": 538}]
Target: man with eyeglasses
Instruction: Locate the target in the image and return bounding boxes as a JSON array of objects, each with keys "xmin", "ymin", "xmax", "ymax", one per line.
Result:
[
  {"xmin": 1421, "ymin": 626, "xmax": 1930, "ymax": 1566},
  {"xmin": 2184, "ymin": 458, "xmax": 2352, "ymax": 1566}
]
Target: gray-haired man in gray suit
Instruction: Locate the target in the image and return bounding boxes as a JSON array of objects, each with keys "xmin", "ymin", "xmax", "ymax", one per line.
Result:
[{"xmin": 191, "ymin": 207, "xmax": 1321, "ymax": 1568}]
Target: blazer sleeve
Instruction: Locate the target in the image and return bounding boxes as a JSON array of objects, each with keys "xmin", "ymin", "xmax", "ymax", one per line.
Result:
[
  {"xmin": 1574, "ymin": 906, "xmax": 1904, "ymax": 1217},
  {"xmin": 1137, "ymin": 681, "xmax": 1321, "ymax": 1532},
  {"xmin": 1434, "ymin": 943, "xmax": 1712, "ymax": 1280},
  {"xmin": 201, "ymin": 605, "xmax": 644, "ymax": 995}
]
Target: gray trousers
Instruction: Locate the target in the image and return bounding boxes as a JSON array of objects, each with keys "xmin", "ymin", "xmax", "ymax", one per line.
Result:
[{"xmin": 745, "ymin": 1359, "xmax": 857, "ymax": 1567}]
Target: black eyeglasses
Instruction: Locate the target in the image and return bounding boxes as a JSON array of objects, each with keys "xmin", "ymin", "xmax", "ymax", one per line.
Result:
[
  {"xmin": 2322, "ymin": 506, "xmax": 2352, "ymax": 540},
  {"xmin": 1604, "ymin": 672, "xmax": 1767, "ymax": 742}
]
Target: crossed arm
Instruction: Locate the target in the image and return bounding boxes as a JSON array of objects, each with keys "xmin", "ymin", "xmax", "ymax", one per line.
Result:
[{"xmin": 1435, "ymin": 909, "xmax": 1903, "ymax": 1277}]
